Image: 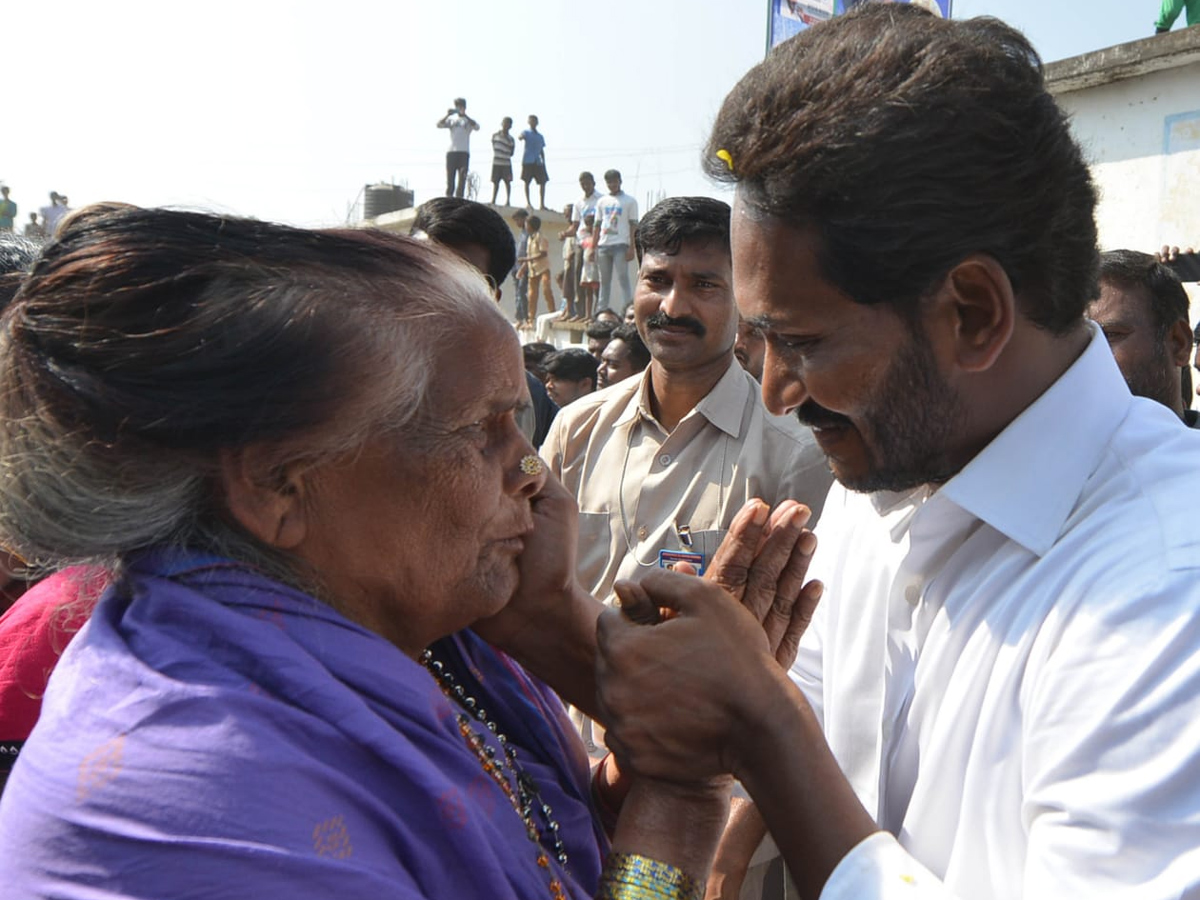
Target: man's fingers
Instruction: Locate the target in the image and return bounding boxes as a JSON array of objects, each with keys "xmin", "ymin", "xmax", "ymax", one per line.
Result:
[
  {"xmin": 705, "ymin": 500, "xmax": 770, "ymax": 599},
  {"xmin": 741, "ymin": 504, "xmax": 810, "ymax": 624},
  {"xmin": 759, "ymin": 529, "xmax": 817, "ymax": 652},
  {"xmin": 775, "ymin": 580, "xmax": 823, "ymax": 669}
]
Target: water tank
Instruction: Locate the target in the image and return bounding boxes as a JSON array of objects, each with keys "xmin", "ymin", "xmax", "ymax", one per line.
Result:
[{"xmin": 363, "ymin": 183, "xmax": 414, "ymax": 220}]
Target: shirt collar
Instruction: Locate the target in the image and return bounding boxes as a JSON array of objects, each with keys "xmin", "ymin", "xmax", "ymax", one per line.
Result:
[
  {"xmin": 614, "ymin": 358, "xmax": 747, "ymax": 438},
  {"xmin": 938, "ymin": 321, "xmax": 1132, "ymax": 557}
]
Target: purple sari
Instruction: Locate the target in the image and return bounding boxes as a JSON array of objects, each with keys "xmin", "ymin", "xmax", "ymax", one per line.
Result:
[{"xmin": 0, "ymin": 549, "xmax": 605, "ymax": 898}]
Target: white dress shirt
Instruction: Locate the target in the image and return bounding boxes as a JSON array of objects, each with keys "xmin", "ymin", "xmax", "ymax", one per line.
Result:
[{"xmin": 791, "ymin": 324, "xmax": 1200, "ymax": 899}]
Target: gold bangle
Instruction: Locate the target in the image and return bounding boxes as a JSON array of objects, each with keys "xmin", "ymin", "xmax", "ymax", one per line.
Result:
[{"xmin": 596, "ymin": 851, "xmax": 705, "ymax": 900}]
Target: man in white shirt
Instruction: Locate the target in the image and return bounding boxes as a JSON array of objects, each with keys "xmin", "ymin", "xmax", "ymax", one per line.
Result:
[
  {"xmin": 593, "ymin": 169, "xmax": 639, "ymax": 311},
  {"xmin": 563, "ymin": 172, "xmax": 604, "ymax": 314},
  {"xmin": 593, "ymin": 7, "xmax": 1200, "ymax": 900},
  {"xmin": 39, "ymin": 192, "xmax": 68, "ymax": 235},
  {"xmin": 436, "ymin": 97, "xmax": 479, "ymax": 199}
]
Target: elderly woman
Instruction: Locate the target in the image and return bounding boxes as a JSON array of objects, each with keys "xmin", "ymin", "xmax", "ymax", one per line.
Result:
[{"xmin": 0, "ymin": 206, "xmax": 817, "ymax": 899}]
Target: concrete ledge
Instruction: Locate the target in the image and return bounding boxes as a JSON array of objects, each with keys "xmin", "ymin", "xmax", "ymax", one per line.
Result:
[{"xmin": 1047, "ymin": 27, "xmax": 1200, "ymax": 95}]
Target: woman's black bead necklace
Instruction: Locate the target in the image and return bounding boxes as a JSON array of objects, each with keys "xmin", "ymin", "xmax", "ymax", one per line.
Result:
[{"xmin": 421, "ymin": 649, "xmax": 568, "ymax": 899}]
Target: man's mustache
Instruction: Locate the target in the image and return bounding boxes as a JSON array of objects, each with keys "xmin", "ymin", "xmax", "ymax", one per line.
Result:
[
  {"xmin": 795, "ymin": 400, "xmax": 852, "ymax": 430},
  {"xmin": 645, "ymin": 312, "xmax": 706, "ymax": 337}
]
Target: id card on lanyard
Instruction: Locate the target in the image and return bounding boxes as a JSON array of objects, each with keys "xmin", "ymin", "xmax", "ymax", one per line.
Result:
[{"xmin": 658, "ymin": 549, "xmax": 705, "ymax": 575}]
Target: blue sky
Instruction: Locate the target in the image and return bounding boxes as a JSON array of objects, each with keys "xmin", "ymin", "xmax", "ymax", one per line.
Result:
[{"xmin": 1, "ymin": 1, "xmax": 1163, "ymax": 227}]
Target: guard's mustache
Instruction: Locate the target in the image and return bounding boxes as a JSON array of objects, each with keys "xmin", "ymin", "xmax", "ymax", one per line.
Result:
[{"xmin": 645, "ymin": 312, "xmax": 706, "ymax": 337}]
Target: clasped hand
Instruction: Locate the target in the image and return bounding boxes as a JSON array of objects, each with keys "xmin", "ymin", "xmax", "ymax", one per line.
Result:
[{"xmin": 596, "ymin": 499, "xmax": 821, "ymax": 783}]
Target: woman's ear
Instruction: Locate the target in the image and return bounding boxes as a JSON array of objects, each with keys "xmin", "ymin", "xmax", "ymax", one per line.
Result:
[
  {"xmin": 218, "ymin": 447, "xmax": 309, "ymax": 549},
  {"xmin": 926, "ymin": 254, "xmax": 1016, "ymax": 374}
]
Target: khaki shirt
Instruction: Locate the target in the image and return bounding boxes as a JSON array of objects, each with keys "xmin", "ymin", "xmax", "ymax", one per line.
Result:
[{"xmin": 541, "ymin": 358, "xmax": 832, "ymax": 605}]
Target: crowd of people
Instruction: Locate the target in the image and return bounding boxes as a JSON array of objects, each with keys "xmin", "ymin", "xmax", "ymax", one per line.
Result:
[
  {"xmin": 437, "ymin": 100, "xmax": 550, "ymax": 210},
  {"xmin": 0, "ymin": 189, "xmax": 72, "ymax": 239},
  {"xmin": 434, "ymin": 96, "xmax": 643, "ymax": 327},
  {"xmin": 2, "ymin": 5, "xmax": 1200, "ymax": 900},
  {"xmin": 506, "ymin": 170, "xmax": 640, "ymax": 329}
]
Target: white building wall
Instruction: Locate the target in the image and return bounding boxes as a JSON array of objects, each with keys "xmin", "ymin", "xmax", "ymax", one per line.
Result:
[{"xmin": 1056, "ymin": 62, "xmax": 1200, "ymax": 255}]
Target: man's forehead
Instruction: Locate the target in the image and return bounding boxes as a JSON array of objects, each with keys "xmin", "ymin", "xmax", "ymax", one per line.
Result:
[
  {"xmin": 1092, "ymin": 281, "xmax": 1152, "ymax": 325},
  {"xmin": 641, "ymin": 243, "xmax": 731, "ymax": 273},
  {"xmin": 602, "ymin": 340, "xmax": 627, "ymax": 359}
]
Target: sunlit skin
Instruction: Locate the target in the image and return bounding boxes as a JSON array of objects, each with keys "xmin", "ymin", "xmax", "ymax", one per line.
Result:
[
  {"xmin": 634, "ymin": 244, "xmax": 737, "ymax": 374},
  {"xmin": 731, "ymin": 210, "xmax": 954, "ymax": 491},
  {"xmin": 1088, "ymin": 280, "xmax": 1189, "ymax": 418},
  {"xmin": 730, "ymin": 194, "xmax": 1091, "ymax": 493},
  {"xmin": 290, "ymin": 317, "xmax": 544, "ymax": 658},
  {"xmin": 634, "ymin": 241, "xmax": 739, "ymax": 430}
]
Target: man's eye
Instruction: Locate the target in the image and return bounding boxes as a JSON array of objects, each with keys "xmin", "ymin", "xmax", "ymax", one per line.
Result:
[{"xmin": 775, "ymin": 334, "xmax": 815, "ymax": 351}]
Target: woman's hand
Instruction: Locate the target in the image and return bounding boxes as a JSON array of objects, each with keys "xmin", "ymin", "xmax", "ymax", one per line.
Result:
[
  {"xmin": 596, "ymin": 568, "xmax": 816, "ymax": 784},
  {"xmin": 609, "ymin": 775, "xmax": 733, "ymax": 886},
  {"xmin": 473, "ymin": 472, "xmax": 604, "ymax": 714}
]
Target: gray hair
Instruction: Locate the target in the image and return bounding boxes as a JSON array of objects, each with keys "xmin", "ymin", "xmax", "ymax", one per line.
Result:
[{"xmin": 0, "ymin": 205, "xmax": 503, "ymax": 588}]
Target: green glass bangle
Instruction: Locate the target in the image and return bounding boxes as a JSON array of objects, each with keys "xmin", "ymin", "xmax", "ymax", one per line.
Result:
[{"xmin": 596, "ymin": 851, "xmax": 705, "ymax": 900}]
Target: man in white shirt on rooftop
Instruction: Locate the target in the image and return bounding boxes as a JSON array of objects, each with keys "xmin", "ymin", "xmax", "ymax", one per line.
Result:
[
  {"xmin": 593, "ymin": 6, "xmax": 1200, "ymax": 900},
  {"xmin": 436, "ymin": 97, "xmax": 479, "ymax": 199}
]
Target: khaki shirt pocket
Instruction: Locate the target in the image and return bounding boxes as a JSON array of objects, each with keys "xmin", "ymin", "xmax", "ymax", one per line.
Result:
[{"xmin": 576, "ymin": 511, "xmax": 613, "ymax": 593}]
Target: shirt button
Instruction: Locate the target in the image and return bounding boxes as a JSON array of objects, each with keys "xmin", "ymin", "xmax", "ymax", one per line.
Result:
[
  {"xmin": 658, "ymin": 453, "xmax": 672, "ymax": 466},
  {"xmin": 637, "ymin": 526, "xmax": 648, "ymax": 540},
  {"xmin": 905, "ymin": 583, "xmax": 921, "ymax": 605}
]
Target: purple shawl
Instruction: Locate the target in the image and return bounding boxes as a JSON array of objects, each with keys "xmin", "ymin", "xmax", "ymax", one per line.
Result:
[{"xmin": 0, "ymin": 550, "xmax": 605, "ymax": 898}]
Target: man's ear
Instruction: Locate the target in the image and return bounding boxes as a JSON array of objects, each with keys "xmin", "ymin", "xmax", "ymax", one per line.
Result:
[
  {"xmin": 218, "ymin": 447, "xmax": 309, "ymax": 549},
  {"xmin": 1167, "ymin": 318, "xmax": 1193, "ymax": 368},
  {"xmin": 926, "ymin": 254, "xmax": 1016, "ymax": 374}
]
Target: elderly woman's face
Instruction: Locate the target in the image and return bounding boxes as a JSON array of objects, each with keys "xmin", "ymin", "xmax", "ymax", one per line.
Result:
[{"xmin": 296, "ymin": 317, "xmax": 544, "ymax": 656}]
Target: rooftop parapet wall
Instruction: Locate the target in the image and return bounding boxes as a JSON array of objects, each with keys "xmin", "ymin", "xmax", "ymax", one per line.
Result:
[{"xmin": 1046, "ymin": 26, "xmax": 1200, "ymax": 95}]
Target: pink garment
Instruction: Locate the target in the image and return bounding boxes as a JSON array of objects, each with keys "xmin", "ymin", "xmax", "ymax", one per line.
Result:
[{"xmin": 0, "ymin": 567, "xmax": 108, "ymax": 747}]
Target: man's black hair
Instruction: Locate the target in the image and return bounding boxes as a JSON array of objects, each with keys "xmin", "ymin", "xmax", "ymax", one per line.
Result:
[
  {"xmin": 410, "ymin": 197, "xmax": 516, "ymax": 289},
  {"xmin": 543, "ymin": 347, "xmax": 599, "ymax": 388},
  {"xmin": 1099, "ymin": 250, "xmax": 1190, "ymax": 340},
  {"xmin": 585, "ymin": 319, "xmax": 618, "ymax": 341},
  {"xmin": 634, "ymin": 196, "xmax": 731, "ymax": 263},
  {"xmin": 523, "ymin": 342, "xmax": 557, "ymax": 377},
  {"xmin": 705, "ymin": 4, "xmax": 1099, "ymax": 334}
]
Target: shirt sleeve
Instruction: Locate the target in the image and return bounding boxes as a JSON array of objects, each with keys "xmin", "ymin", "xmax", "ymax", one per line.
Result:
[
  {"xmin": 539, "ymin": 406, "xmax": 568, "ymax": 478},
  {"xmin": 819, "ymin": 833, "xmax": 959, "ymax": 900}
]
